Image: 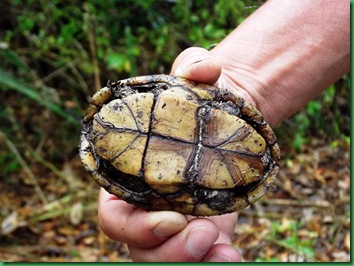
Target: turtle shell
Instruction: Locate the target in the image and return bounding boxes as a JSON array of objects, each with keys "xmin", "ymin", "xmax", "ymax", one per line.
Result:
[{"xmin": 80, "ymin": 74, "xmax": 280, "ymax": 216}]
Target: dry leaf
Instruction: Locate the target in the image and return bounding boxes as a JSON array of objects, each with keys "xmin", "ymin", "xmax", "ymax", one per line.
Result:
[
  {"xmin": 1, "ymin": 211, "xmax": 19, "ymax": 235},
  {"xmin": 70, "ymin": 202, "xmax": 83, "ymax": 225},
  {"xmin": 344, "ymin": 232, "xmax": 350, "ymax": 251}
]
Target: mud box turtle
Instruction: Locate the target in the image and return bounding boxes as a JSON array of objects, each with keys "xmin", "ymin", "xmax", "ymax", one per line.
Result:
[{"xmin": 80, "ymin": 74, "xmax": 280, "ymax": 216}]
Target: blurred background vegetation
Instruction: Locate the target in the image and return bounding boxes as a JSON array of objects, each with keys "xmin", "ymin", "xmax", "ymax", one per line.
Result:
[{"xmin": 0, "ymin": 0, "xmax": 350, "ymax": 262}]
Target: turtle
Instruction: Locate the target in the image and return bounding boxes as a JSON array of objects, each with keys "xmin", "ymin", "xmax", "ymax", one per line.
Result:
[{"xmin": 79, "ymin": 74, "xmax": 280, "ymax": 216}]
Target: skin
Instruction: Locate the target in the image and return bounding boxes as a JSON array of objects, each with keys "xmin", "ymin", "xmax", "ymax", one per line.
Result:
[{"xmin": 98, "ymin": 0, "xmax": 349, "ymax": 262}]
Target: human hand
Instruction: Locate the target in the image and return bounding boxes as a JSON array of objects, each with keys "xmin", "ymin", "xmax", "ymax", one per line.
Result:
[{"xmin": 98, "ymin": 188, "xmax": 240, "ymax": 262}]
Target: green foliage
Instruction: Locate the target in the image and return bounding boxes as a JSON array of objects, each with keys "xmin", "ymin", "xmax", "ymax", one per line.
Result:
[
  {"xmin": 270, "ymin": 220, "xmax": 315, "ymax": 257},
  {"xmin": 255, "ymin": 219, "xmax": 316, "ymax": 261},
  {"xmin": 255, "ymin": 256, "xmax": 280, "ymax": 262},
  {"xmin": 1, "ymin": 0, "xmax": 256, "ymax": 89}
]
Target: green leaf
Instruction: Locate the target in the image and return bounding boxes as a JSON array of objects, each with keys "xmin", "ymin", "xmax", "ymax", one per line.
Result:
[
  {"xmin": 306, "ymin": 100, "xmax": 322, "ymax": 117},
  {"xmin": 18, "ymin": 15, "xmax": 35, "ymax": 33},
  {"xmin": 0, "ymin": 49, "xmax": 30, "ymax": 74},
  {"xmin": 292, "ymin": 133, "xmax": 306, "ymax": 152},
  {"xmin": 105, "ymin": 53, "xmax": 131, "ymax": 73}
]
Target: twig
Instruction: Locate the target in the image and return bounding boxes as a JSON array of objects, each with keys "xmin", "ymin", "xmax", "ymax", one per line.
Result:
[
  {"xmin": 263, "ymin": 198, "xmax": 332, "ymax": 208},
  {"xmin": 67, "ymin": 48, "xmax": 91, "ymax": 95},
  {"xmin": 0, "ymin": 130, "xmax": 48, "ymax": 204},
  {"xmin": 29, "ymin": 193, "xmax": 97, "ymax": 222},
  {"xmin": 27, "ymin": 146, "xmax": 68, "ymax": 183},
  {"xmin": 39, "ymin": 59, "xmax": 80, "ymax": 83},
  {"xmin": 84, "ymin": 3, "xmax": 101, "ymax": 92},
  {"xmin": 239, "ymin": 210, "xmax": 285, "ymax": 220}
]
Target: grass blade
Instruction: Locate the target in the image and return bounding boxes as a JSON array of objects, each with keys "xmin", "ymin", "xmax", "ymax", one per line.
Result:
[{"xmin": 0, "ymin": 69, "xmax": 78, "ymax": 125}]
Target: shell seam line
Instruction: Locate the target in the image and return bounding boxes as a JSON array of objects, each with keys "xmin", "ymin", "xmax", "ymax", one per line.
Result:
[
  {"xmin": 140, "ymin": 93, "xmax": 158, "ymax": 178},
  {"xmin": 122, "ymin": 98, "xmax": 142, "ymax": 132}
]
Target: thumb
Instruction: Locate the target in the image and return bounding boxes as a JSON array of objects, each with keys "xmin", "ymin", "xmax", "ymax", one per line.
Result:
[{"xmin": 170, "ymin": 47, "xmax": 222, "ymax": 85}]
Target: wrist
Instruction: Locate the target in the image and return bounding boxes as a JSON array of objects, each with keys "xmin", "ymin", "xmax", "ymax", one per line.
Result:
[{"xmin": 210, "ymin": 0, "xmax": 349, "ymax": 127}]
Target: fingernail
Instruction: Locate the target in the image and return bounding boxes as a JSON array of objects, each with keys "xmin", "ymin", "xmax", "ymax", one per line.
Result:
[
  {"xmin": 174, "ymin": 58, "xmax": 208, "ymax": 76},
  {"xmin": 149, "ymin": 212, "xmax": 187, "ymax": 238},
  {"xmin": 207, "ymin": 254, "xmax": 235, "ymax": 262},
  {"xmin": 153, "ymin": 220, "xmax": 187, "ymax": 238},
  {"xmin": 186, "ymin": 227, "xmax": 218, "ymax": 257},
  {"xmin": 173, "ymin": 66, "xmax": 184, "ymax": 77}
]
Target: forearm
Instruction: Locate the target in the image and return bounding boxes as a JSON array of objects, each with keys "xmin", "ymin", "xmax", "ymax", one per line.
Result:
[{"xmin": 211, "ymin": 0, "xmax": 349, "ymax": 126}]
